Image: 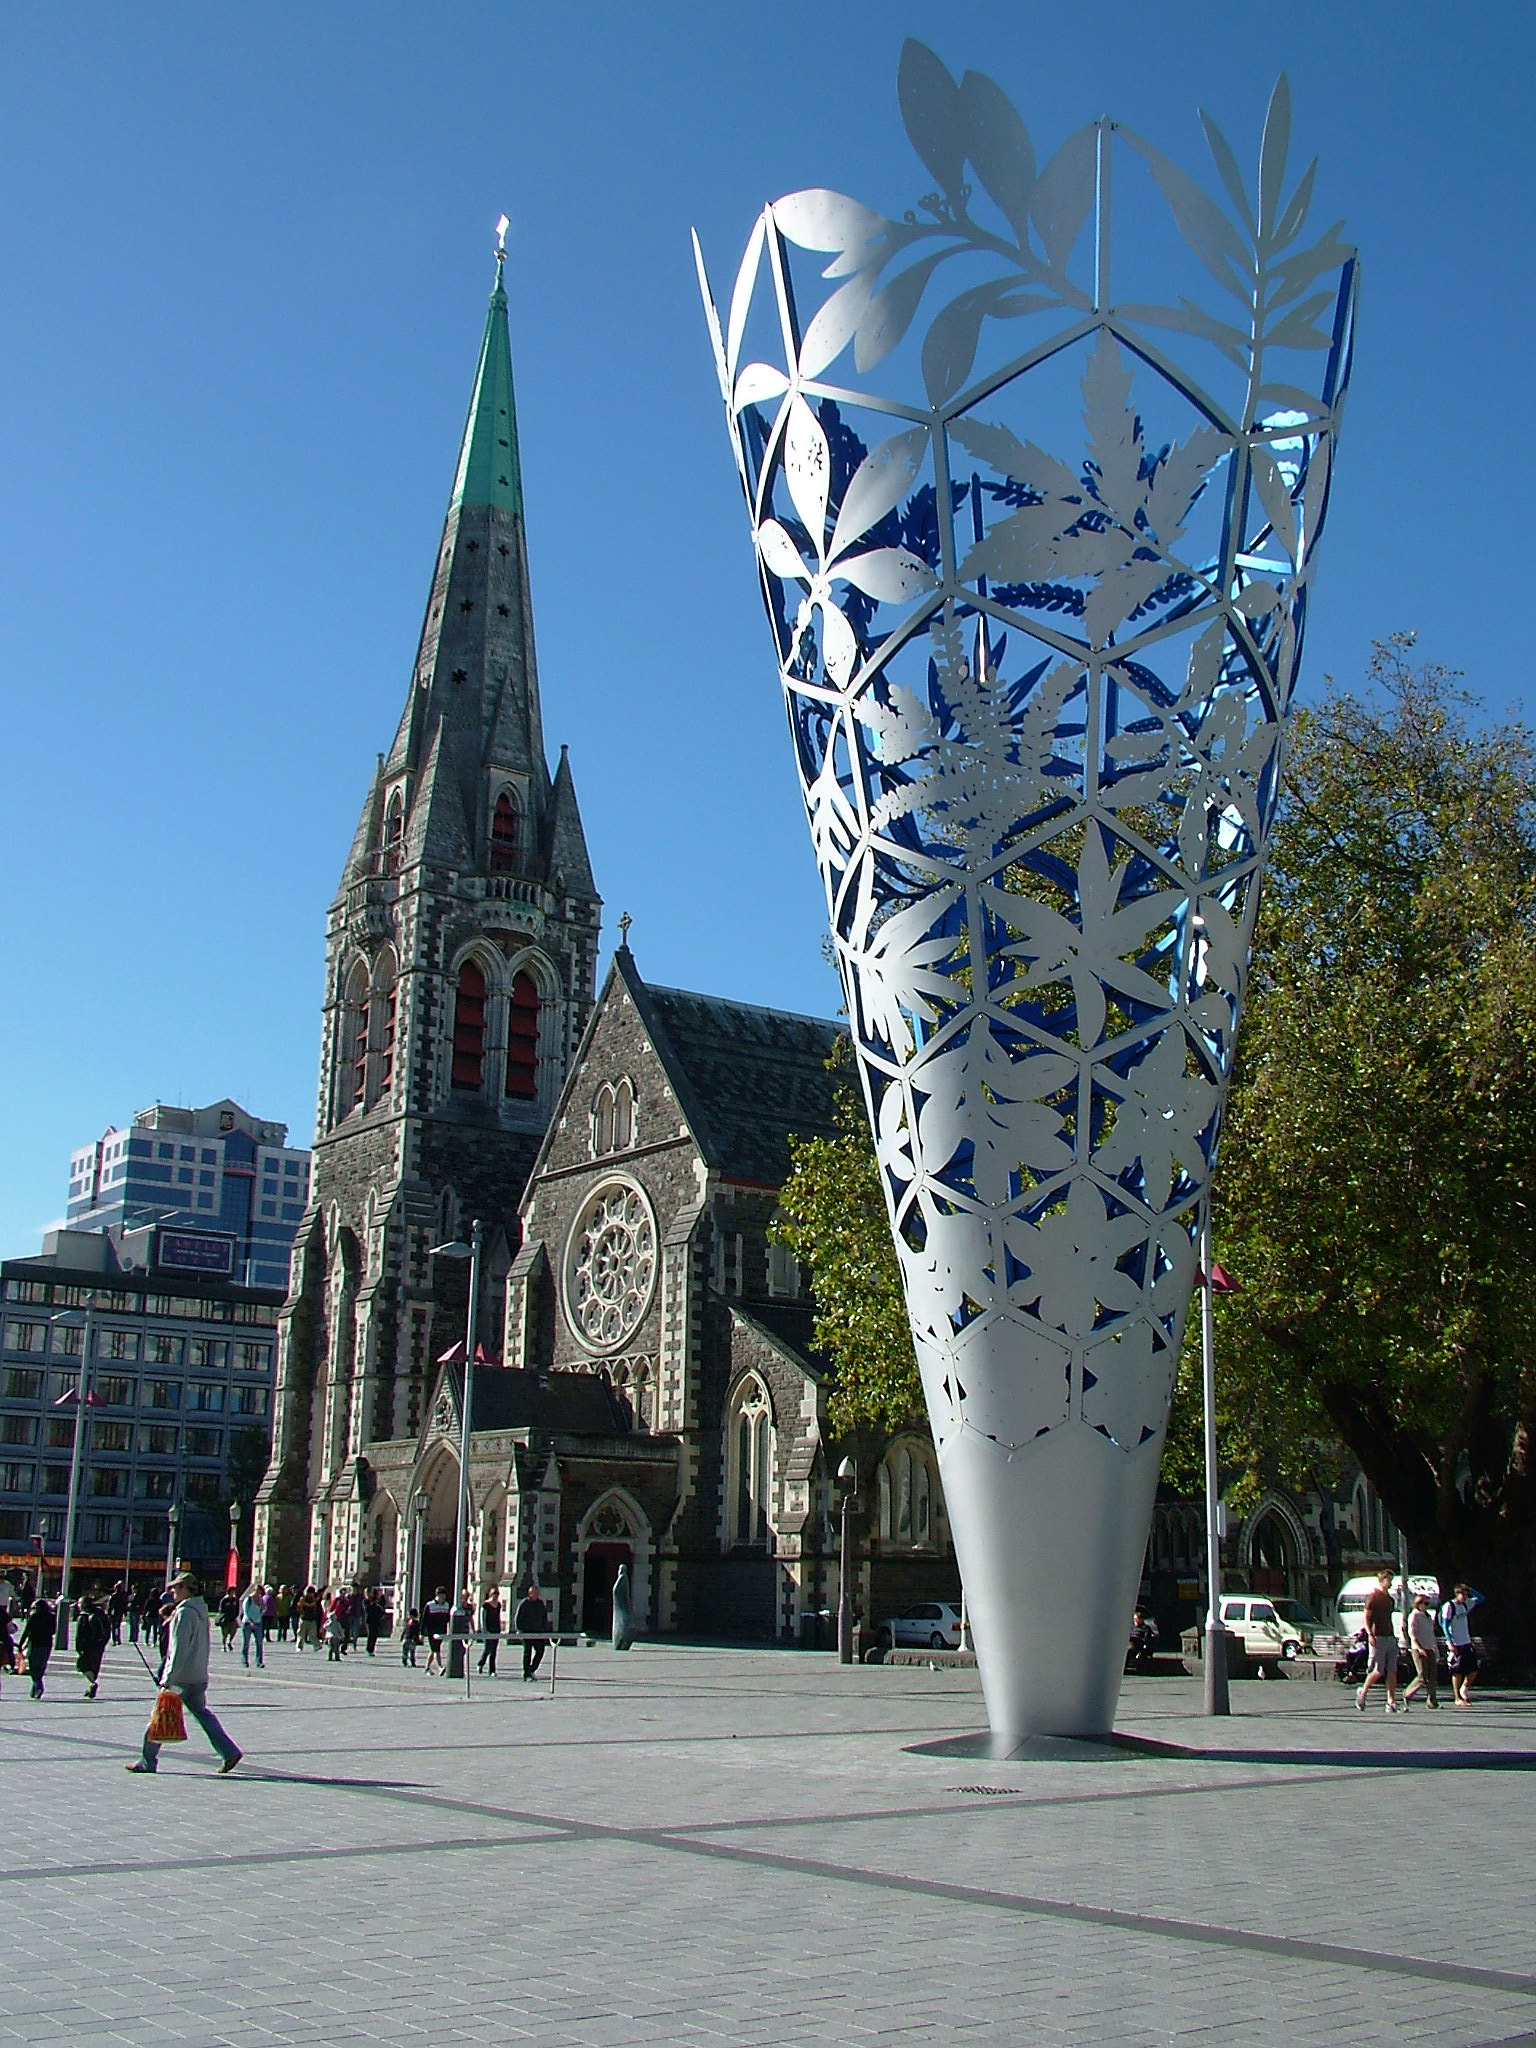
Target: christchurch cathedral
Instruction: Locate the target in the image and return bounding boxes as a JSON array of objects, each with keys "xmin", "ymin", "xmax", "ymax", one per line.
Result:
[{"xmin": 254, "ymin": 252, "xmax": 961, "ymax": 1641}]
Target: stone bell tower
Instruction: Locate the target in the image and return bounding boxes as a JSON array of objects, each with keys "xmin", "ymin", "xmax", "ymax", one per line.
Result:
[{"xmin": 255, "ymin": 236, "xmax": 602, "ymax": 1587}]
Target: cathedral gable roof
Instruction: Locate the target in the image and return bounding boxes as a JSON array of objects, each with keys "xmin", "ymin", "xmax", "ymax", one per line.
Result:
[{"xmin": 620, "ymin": 953, "xmax": 843, "ymax": 1187}]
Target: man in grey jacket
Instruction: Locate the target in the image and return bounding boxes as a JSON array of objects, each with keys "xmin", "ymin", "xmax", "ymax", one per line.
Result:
[{"xmin": 126, "ymin": 1572, "xmax": 242, "ymax": 1775}]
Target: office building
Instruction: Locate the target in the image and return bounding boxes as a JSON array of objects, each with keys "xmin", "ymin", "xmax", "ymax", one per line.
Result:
[{"xmin": 67, "ymin": 1099, "xmax": 310, "ymax": 1291}]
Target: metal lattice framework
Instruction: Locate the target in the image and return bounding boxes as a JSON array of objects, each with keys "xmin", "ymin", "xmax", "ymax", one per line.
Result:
[{"xmin": 697, "ymin": 43, "xmax": 1356, "ymax": 1737}]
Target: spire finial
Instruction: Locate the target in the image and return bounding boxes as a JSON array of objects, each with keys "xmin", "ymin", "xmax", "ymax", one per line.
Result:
[
  {"xmin": 495, "ymin": 212, "xmax": 510, "ymax": 283},
  {"xmin": 617, "ymin": 911, "xmax": 633, "ymax": 948}
]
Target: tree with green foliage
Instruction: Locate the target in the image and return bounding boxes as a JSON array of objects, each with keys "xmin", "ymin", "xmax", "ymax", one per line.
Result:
[
  {"xmin": 1197, "ymin": 638, "xmax": 1536, "ymax": 1671},
  {"xmin": 775, "ymin": 1044, "xmax": 924, "ymax": 1439},
  {"xmin": 779, "ymin": 637, "xmax": 1536, "ymax": 1671}
]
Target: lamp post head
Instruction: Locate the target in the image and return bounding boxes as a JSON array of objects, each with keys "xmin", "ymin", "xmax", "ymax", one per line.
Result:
[
  {"xmin": 836, "ymin": 1456, "xmax": 856, "ymax": 1489},
  {"xmin": 428, "ymin": 1240, "xmax": 473, "ymax": 1260},
  {"xmin": 229, "ymin": 1500, "xmax": 240, "ymax": 1531}
]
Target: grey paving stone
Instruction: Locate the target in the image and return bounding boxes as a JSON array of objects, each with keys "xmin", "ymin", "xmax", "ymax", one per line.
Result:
[{"xmin": 2, "ymin": 1643, "xmax": 1536, "ymax": 2045}]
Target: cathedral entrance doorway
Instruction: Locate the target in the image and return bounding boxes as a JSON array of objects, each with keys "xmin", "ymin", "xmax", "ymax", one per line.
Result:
[
  {"xmin": 582, "ymin": 1543, "xmax": 632, "ymax": 1636},
  {"xmin": 421, "ymin": 1540, "xmax": 458, "ymax": 1600}
]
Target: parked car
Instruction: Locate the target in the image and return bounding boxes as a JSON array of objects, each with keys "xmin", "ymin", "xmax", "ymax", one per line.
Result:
[
  {"xmin": 1266, "ymin": 1597, "xmax": 1328, "ymax": 1654},
  {"xmin": 1217, "ymin": 1596, "xmax": 1300, "ymax": 1668},
  {"xmin": 876, "ymin": 1602, "xmax": 963, "ymax": 1651}
]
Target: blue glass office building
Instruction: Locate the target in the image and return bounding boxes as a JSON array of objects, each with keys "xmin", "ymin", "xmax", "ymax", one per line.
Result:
[{"xmin": 67, "ymin": 1100, "xmax": 310, "ymax": 1291}]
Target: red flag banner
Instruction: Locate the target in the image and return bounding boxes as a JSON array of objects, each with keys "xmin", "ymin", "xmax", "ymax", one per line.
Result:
[
  {"xmin": 1197, "ymin": 1260, "xmax": 1239, "ymax": 1293},
  {"xmin": 225, "ymin": 1546, "xmax": 241, "ymax": 1591}
]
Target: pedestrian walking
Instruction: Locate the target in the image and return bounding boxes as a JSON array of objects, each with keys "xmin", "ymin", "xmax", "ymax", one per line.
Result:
[
  {"xmin": 297, "ymin": 1583, "xmax": 321, "ymax": 1650},
  {"xmin": 423, "ymin": 1587, "xmax": 450, "ymax": 1674},
  {"xmin": 75, "ymin": 1592, "xmax": 111, "ymax": 1699},
  {"xmin": 477, "ymin": 1586, "xmax": 503, "ymax": 1675},
  {"xmin": 218, "ymin": 1588, "xmax": 239, "ymax": 1652},
  {"xmin": 108, "ymin": 1581, "xmax": 127, "ymax": 1646},
  {"xmin": 325, "ymin": 1589, "xmax": 349, "ymax": 1661},
  {"xmin": 1442, "ymin": 1584, "xmax": 1480, "ymax": 1706},
  {"xmin": 0, "ymin": 1600, "xmax": 16, "ymax": 1677},
  {"xmin": 275, "ymin": 1584, "xmax": 293, "ymax": 1643},
  {"xmin": 126, "ymin": 1571, "xmax": 242, "ymax": 1775},
  {"xmin": 261, "ymin": 1584, "xmax": 277, "ymax": 1643},
  {"xmin": 239, "ymin": 1585, "xmax": 266, "ymax": 1668},
  {"xmin": 126, "ymin": 1584, "xmax": 145, "ymax": 1645},
  {"xmin": 1402, "ymin": 1591, "xmax": 1440, "ymax": 1708},
  {"xmin": 400, "ymin": 1607, "xmax": 422, "ymax": 1666},
  {"xmin": 515, "ymin": 1582, "xmax": 550, "ymax": 1682},
  {"xmin": 364, "ymin": 1587, "xmax": 386, "ymax": 1657},
  {"xmin": 1356, "ymin": 1568, "xmax": 1404, "ymax": 1714},
  {"xmin": 22, "ymin": 1596, "xmax": 56, "ymax": 1698}
]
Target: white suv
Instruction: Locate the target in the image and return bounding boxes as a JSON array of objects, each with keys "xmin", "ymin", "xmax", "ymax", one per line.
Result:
[{"xmin": 1219, "ymin": 1597, "xmax": 1304, "ymax": 1667}]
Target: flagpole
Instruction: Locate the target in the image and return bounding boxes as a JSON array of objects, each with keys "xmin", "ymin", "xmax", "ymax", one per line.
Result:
[{"xmin": 1200, "ymin": 1203, "xmax": 1229, "ymax": 1716}]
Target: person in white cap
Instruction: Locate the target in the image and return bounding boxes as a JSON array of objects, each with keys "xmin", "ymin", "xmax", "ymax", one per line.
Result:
[
  {"xmin": 126, "ymin": 1571, "xmax": 242, "ymax": 1775},
  {"xmin": 1402, "ymin": 1591, "xmax": 1440, "ymax": 1708}
]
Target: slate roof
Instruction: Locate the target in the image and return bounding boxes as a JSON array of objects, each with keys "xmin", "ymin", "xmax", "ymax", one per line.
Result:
[
  {"xmin": 624, "ymin": 959, "xmax": 845, "ymax": 1185},
  {"xmin": 464, "ymin": 1365, "xmax": 628, "ymax": 1436},
  {"xmin": 730, "ymin": 1299, "xmax": 829, "ymax": 1382}
]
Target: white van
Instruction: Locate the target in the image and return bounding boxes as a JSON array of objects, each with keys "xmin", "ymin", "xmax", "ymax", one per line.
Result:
[{"xmin": 1334, "ymin": 1574, "xmax": 1439, "ymax": 1639}]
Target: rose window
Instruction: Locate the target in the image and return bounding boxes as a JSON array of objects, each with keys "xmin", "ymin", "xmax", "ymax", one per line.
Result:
[{"xmin": 564, "ymin": 1180, "xmax": 657, "ymax": 1352}]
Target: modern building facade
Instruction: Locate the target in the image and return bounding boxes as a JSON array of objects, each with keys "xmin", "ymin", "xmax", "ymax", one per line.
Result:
[
  {"xmin": 68, "ymin": 1100, "xmax": 311, "ymax": 1291},
  {"xmin": 0, "ymin": 1229, "xmax": 282, "ymax": 1587},
  {"xmin": 254, "ymin": 248, "xmax": 601, "ymax": 1589}
]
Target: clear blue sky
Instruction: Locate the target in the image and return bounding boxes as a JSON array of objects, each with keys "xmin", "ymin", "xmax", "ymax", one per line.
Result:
[{"xmin": 1, "ymin": 3, "xmax": 1531, "ymax": 1254}]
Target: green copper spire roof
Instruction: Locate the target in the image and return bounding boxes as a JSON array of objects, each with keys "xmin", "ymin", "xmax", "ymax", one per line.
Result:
[{"xmin": 451, "ymin": 253, "xmax": 524, "ymax": 515}]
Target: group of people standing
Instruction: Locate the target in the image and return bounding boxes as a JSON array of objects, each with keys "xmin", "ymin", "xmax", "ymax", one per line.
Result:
[
  {"xmin": 396, "ymin": 1583, "xmax": 550, "ymax": 1680},
  {"xmin": 213, "ymin": 1582, "xmax": 390, "ymax": 1662}
]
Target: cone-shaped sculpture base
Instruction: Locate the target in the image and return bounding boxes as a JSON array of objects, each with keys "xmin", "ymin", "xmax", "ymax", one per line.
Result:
[{"xmin": 939, "ymin": 1423, "xmax": 1163, "ymax": 1739}]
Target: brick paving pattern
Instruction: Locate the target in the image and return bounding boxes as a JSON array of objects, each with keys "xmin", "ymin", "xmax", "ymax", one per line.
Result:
[{"xmin": 1, "ymin": 1640, "xmax": 1533, "ymax": 2045}]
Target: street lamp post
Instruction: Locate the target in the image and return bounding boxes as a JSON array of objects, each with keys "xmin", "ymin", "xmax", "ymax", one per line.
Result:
[
  {"xmin": 228, "ymin": 1499, "xmax": 241, "ymax": 1592},
  {"xmin": 51, "ymin": 1296, "xmax": 97, "ymax": 1649},
  {"xmin": 1200, "ymin": 1202, "xmax": 1230, "ymax": 1717},
  {"xmin": 429, "ymin": 1220, "xmax": 483, "ymax": 1679},
  {"xmin": 836, "ymin": 1455, "xmax": 857, "ymax": 1665},
  {"xmin": 165, "ymin": 1501, "xmax": 181, "ymax": 1588},
  {"xmin": 410, "ymin": 1495, "xmax": 428, "ymax": 1614}
]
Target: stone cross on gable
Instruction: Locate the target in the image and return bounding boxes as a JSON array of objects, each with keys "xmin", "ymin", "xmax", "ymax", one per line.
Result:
[{"xmin": 617, "ymin": 911, "xmax": 632, "ymax": 946}]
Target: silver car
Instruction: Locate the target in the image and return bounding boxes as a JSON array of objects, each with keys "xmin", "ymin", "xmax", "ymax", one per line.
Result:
[{"xmin": 876, "ymin": 1601, "xmax": 963, "ymax": 1651}]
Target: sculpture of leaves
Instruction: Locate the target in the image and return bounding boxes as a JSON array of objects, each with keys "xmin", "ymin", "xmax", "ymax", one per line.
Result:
[{"xmin": 696, "ymin": 44, "xmax": 1356, "ymax": 1461}]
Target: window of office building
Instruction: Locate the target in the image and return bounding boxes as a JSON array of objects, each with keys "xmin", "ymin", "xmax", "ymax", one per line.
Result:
[{"xmin": 2, "ymin": 1370, "xmax": 41, "ymax": 1401}]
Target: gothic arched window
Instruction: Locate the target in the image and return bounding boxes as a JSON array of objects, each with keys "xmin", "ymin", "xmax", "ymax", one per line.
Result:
[
  {"xmin": 490, "ymin": 792, "xmax": 520, "ymax": 874},
  {"xmin": 877, "ymin": 1437, "xmax": 940, "ymax": 1550},
  {"xmin": 340, "ymin": 961, "xmax": 370, "ymax": 1117},
  {"xmin": 451, "ymin": 960, "xmax": 487, "ymax": 1092},
  {"xmin": 728, "ymin": 1376, "xmax": 773, "ymax": 1547},
  {"xmin": 382, "ymin": 793, "xmax": 403, "ymax": 874},
  {"xmin": 505, "ymin": 971, "xmax": 539, "ymax": 1099},
  {"xmin": 592, "ymin": 1084, "xmax": 615, "ymax": 1156},
  {"xmin": 374, "ymin": 953, "xmax": 398, "ymax": 1100},
  {"xmin": 613, "ymin": 1077, "xmax": 635, "ymax": 1149}
]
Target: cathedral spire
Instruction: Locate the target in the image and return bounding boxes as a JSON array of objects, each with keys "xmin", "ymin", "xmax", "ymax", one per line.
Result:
[
  {"xmin": 450, "ymin": 221, "xmax": 524, "ymax": 518},
  {"xmin": 377, "ymin": 227, "xmax": 552, "ymax": 866}
]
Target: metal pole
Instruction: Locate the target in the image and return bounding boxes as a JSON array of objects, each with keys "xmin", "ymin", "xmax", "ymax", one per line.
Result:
[
  {"xmin": 449, "ymin": 1220, "xmax": 483, "ymax": 1676},
  {"xmin": 837, "ymin": 1468, "xmax": 854, "ymax": 1665},
  {"xmin": 1201, "ymin": 1202, "xmax": 1229, "ymax": 1716},
  {"xmin": 55, "ymin": 1298, "xmax": 95, "ymax": 1649},
  {"xmin": 165, "ymin": 1503, "xmax": 180, "ymax": 1587},
  {"xmin": 410, "ymin": 1502, "xmax": 426, "ymax": 1614}
]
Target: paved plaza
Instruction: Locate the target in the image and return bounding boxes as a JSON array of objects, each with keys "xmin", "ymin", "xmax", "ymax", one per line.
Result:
[{"xmin": 1, "ymin": 1639, "xmax": 1534, "ymax": 2047}]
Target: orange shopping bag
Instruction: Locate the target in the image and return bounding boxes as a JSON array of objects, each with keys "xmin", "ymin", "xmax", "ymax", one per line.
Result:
[{"xmin": 146, "ymin": 1688, "xmax": 187, "ymax": 1743}]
